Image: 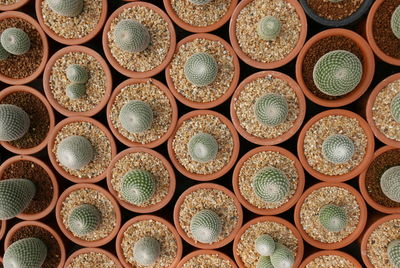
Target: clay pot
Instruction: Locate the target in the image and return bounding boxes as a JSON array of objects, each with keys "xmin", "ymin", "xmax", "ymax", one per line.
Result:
[
  {"xmin": 299, "ymin": 250, "xmax": 363, "ymax": 268},
  {"xmin": 230, "ymin": 71, "xmax": 306, "ymax": 145},
  {"xmin": 64, "ymin": 248, "xmax": 123, "ymax": 268},
  {"xmin": 0, "ymin": 0, "xmax": 29, "ymax": 11},
  {"xmin": 0, "ymin": 85, "xmax": 55, "ymax": 155},
  {"xmin": 116, "ymin": 214, "xmax": 183, "ymax": 268},
  {"xmin": 55, "ymin": 183, "xmax": 121, "ymax": 247},
  {"xmin": 167, "ymin": 110, "xmax": 240, "ymax": 181},
  {"xmin": 0, "ymin": 155, "xmax": 59, "ymax": 220},
  {"xmin": 43, "ymin": 45, "xmax": 113, "ymax": 117},
  {"xmin": 0, "ymin": 220, "xmax": 6, "ymax": 241},
  {"xmin": 297, "ymin": 109, "xmax": 375, "ymax": 182},
  {"xmin": 177, "ymin": 250, "xmax": 237, "ymax": 268},
  {"xmin": 229, "ymin": 0, "xmax": 307, "ymax": 69}
]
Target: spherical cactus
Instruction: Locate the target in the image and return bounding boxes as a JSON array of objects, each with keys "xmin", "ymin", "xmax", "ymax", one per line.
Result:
[
  {"xmin": 0, "ymin": 27, "xmax": 30, "ymax": 55},
  {"xmin": 133, "ymin": 237, "xmax": 161, "ymax": 266},
  {"xmin": 257, "ymin": 256, "xmax": 274, "ymax": 268},
  {"xmin": 391, "ymin": 93, "xmax": 400, "ymax": 123},
  {"xmin": 46, "ymin": 0, "xmax": 84, "ymax": 17},
  {"xmin": 190, "ymin": 209, "xmax": 222, "ymax": 244},
  {"xmin": 66, "ymin": 83, "xmax": 87, "ymax": 100},
  {"xmin": 329, "ymin": 0, "xmax": 343, "ymax": 2},
  {"xmin": 270, "ymin": 243, "xmax": 295, "ymax": 268},
  {"xmin": 114, "ymin": 19, "xmax": 151, "ymax": 53},
  {"xmin": 380, "ymin": 166, "xmax": 400, "ymax": 203},
  {"xmin": 56, "ymin": 135, "xmax": 94, "ymax": 170},
  {"xmin": 66, "ymin": 64, "xmax": 89, "ymax": 84},
  {"xmin": 255, "ymin": 234, "xmax": 276, "ymax": 257},
  {"xmin": 3, "ymin": 238, "xmax": 47, "ymax": 268},
  {"xmin": 184, "ymin": 52, "xmax": 218, "ymax": 87},
  {"xmin": 68, "ymin": 204, "xmax": 102, "ymax": 236},
  {"xmin": 322, "ymin": 134, "xmax": 355, "ymax": 164},
  {"xmin": 0, "ymin": 104, "xmax": 30, "ymax": 142},
  {"xmin": 120, "ymin": 169, "xmax": 156, "ymax": 205},
  {"xmin": 313, "ymin": 50, "xmax": 362, "ymax": 96},
  {"xmin": 391, "ymin": 6, "xmax": 400, "ymax": 39},
  {"xmin": 388, "ymin": 239, "xmax": 400, "ymax": 268},
  {"xmin": 189, "ymin": 0, "xmax": 212, "ymax": 5},
  {"xmin": 0, "ymin": 42, "xmax": 10, "ymax": 60},
  {"xmin": 318, "ymin": 204, "xmax": 347, "ymax": 233},
  {"xmin": 252, "ymin": 167, "xmax": 289, "ymax": 203},
  {"xmin": 188, "ymin": 132, "xmax": 219, "ymax": 163},
  {"xmin": 257, "ymin": 16, "xmax": 282, "ymax": 41},
  {"xmin": 119, "ymin": 100, "xmax": 153, "ymax": 134},
  {"xmin": 254, "ymin": 93, "xmax": 289, "ymax": 127}
]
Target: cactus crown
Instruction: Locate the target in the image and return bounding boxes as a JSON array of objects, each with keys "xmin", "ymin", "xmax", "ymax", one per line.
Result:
[
  {"xmin": 270, "ymin": 243, "xmax": 295, "ymax": 268},
  {"xmin": 114, "ymin": 19, "xmax": 151, "ymax": 53},
  {"xmin": 255, "ymin": 234, "xmax": 276, "ymax": 257},
  {"xmin": 120, "ymin": 169, "xmax": 156, "ymax": 205},
  {"xmin": 184, "ymin": 52, "xmax": 218, "ymax": 87},
  {"xmin": 254, "ymin": 93, "xmax": 289, "ymax": 127},
  {"xmin": 380, "ymin": 166, "xmax": 400, "ymax": 203},
  {"xmin": 322, "ymin": 134, "xmax": 355, "ymax": 164},
  {"xmin": 388, "ymin": 239, "xmax": 400, "ymax": 268},
  {"xmin": 257, "ymin": 256, "xmax": 274, "ymax": 268},
  {"xmin": 66, "ymin": 83, "xmax": 87, "ymax": 100},
  {"xmin": 4, "ymin": 237, "xmax": 47, "ymax": 268},
  {"xmin": 188, "ymin": 132, "xmax": 219, "ymax": 163},
  {"xmin": 119, "ymin": 100, "xmax": 154, "ymax": 134},
  {"xmin": 391, "ymin": 93, "xmax": 400, "ymax": 123},
  {"xmin": 189, "ymin": 0, "xmax": 212, "ymax": 5},
  {"xmin": 313, "ymin": 50, "xmax": 362, "ymax": 96},
  {"xmin": 319, "ymin": 204, "xmax": 347, "ymax": 233},
  {"xmin": 56, "ymin": 135, "xmax": 94, "ymax": 170},
  {"xmin": 190, "ymin": 209, "xmax": 222, "ymax": 244},
  {"xmin": 258, "ymin": 16, "xmax": 282, "ymax": 41},
  {"xmin": 392, "ymin": 5, "xmax": 400, "ymax": 39},
  {"xmin": 46, "ymin": 0, "xmax": 84, "ymax": 17},
  {"xmin": 133, "ymin": 237, "xmax": 161, "ymax": 266},
  {"xmin": 252, "ymin": 167, "xmax": 289, "ymax": 203},
  {"xmin": 0, "ymin": 104, "xmax": 30, "ymax": 142},
  {"xmin": 68, "ymin": 204, "xmax": 102, "ymax": 236},
  {"xmin": 0, "ymin": 28, "xmax": 30, "ymax": 56},
  {"xmin": 66, "ymin": 64, "xmax": 89, "ymax": 84}
]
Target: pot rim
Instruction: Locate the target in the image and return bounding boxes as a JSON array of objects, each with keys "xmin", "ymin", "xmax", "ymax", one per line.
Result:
[
  {"xmin": 0, "ymin": 0, "xmax": 29, "ymax": 11},
  {"xmin": 299, "ymin": 250, "xmax": 363, "ymax": 268},
  {"xmin": 64, "ymin": 247, "xmax": 123, "ymax": 268},
  {"xmin": 176, "ymin": 249, "xmax": 238, "ymax": 268}
]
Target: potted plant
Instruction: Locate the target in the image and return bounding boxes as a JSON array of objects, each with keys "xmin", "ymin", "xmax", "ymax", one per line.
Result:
[
  {"xmin": 64, "ymin": 248, "xmax": 123, "ymax": 268},
  {"xmin": 296, "ymin": 28, "xmax": 375, "ymax": 107},
  {"xmin": 177, "ymin": 250, "xmax": 237, "ymax": 268},
  {"xmin": 165, "ymin": 33, "xmax": 240, "ymax": 109},
  {"xmin": 106, "ymin": 78, "xmax": 178, "ymax": 148},
  {"xmin": 102, "ymin": 1, "xmax": 176, "ymax": 78},
  {"xmin": 0, "ymin": 0, "xmax": 29, "ymax": 11},
  {"xmin": 43, "ymin": 45, "xmax": 113, "ymax": 117},
  {"xmin": 230, "ymin": 71, "xmax": 306, "ymax": 145},
  {"xmin": 299, "ymin": 250, "xmax": 363, "ymax": 268},
  {"xmin": 229, "ymin": 0, "xmax": 307, "ymax": 69}
]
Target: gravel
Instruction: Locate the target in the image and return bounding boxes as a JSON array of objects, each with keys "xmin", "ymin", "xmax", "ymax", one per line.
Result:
[
  {"xmin": 182, "ymin": 253, "xmax": 233, "ymax": 268},
  {"xmin": 305, "ymin": 254, "xmax": 355, "ymax": 268},
  {"xmin": 66, "ymin": 252, "xmax": 118, "ymax": 268}
]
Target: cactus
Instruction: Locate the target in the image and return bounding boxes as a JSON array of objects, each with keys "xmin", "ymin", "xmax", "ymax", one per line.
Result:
[
  {"xmin": 257, "ymin": 256, "xmax": 274, "ymax": 268},
  {"xmin": 66, "ymin": 83, "xmax": 86, "ymax": 100},
  {"xmin": 391, "ymin": 93, "xmax": 400, "ymax": 123},
  {"xmin": 68, "ymin": 204, "xmax": 101, "ymax": 236},
  {"xmin": 255, "ymin": 234, "xmax": 276, "ymax": 257},
  {"xmin": 329, "ymin": 0, "xmax": 343, "ymax": 2},
  {"xmin": 252, "ymin": 167, "xmax": 289, "ymax": 203},
  {"xmin": 66, "ymin": 64, "xmax": 89, "ymax": 84},
  {"xmin": 254, "ymin": 93, "xmax": 289, "ymax": 127},
  {"xmin": 3, "ymin": 238, "xmax": 47, "ymax": 268},
  {"xmin": 0, "ymin": 42, "xmax": 10, "ymax": 60},
  {"xmin": 133, "ymin": 237, "xmax": 161, "ymax": 266},
  {"xmin": 380, "ymin": 166, "xmax": 400, "ymax": 203},
  {"xmin": 257, "ymin": 16, "xmax": 282, "ymax": 41},
  {"xmin": 190, "ymin": 209, "xmax": 222, "ymax": 244},
  {"xmin": 189, "ymin": 0, "xmax": 212, "ymax": 5},
  {"xmin": 188, "ymin": 132, "xmax": 219, "ymax": 163},
  {"xmin": 56, "ymin": 135, "xmax": 94, "ymax": 170},
  {"xmin": 392, "ymin": 5, "xmax": 400, "ymax": 39},
  {"xmin": 119, "ymin": 100, "xmax": 153, "ymax": 134},
  {"xmin": 120, "ymin": 169, "xmax": 156, "ymax": 205},
  {"xmin": 114, "ymin": 19, "xmax": 150, "ymax": 53},
  {"xmin": 0, "ymin": 104, "xmax": 30, "ymax": 142},
  {"xmin": 321, "ymin": 134, "xmax": 355, "ymax": 164},
  {"xmin": 270, "ymin": 243, "xmax": 295, "ymax": 268},
  {"xmin": 388, "ymin": 239, "xmax": 400, "ymax": 268},
  {"xmin": 319, "ymin": 204, "xmax": 347, "ymax": 233},
  {"xmin": 184, "ymin": 52, "xmax": 218, "ymax": 87},
  {"xmin": 46, "ymin": 0, "xmax": 83, "ymax": 17},
  {"xmin": 0, "ymin": 28, "xmax": 30, "ymax": 56},
  {"xmin": 313, "ymin": 50, "xmax": 362, "ymax": 96}
]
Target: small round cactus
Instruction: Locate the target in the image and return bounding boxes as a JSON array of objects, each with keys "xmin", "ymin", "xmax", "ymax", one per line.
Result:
[
  {"xmin": 184, "ymin": 52, "xmax": 218, "ymax": 87},
  {"xmin": 120, "ymin": 169, "xmax": 156, "ymax": 205},
  {"xmin": 66, "ymin": 83, "xmax": 87, "ymax": 100},
  {"xmin": 56, "ymin": 135, "xmax": 94, "ymax": 170},
  {"xmin": 68, "ymin": 204, "xmax": 102, "ymax": 236},
  {"xmin": 257, "ymin": 256, "xmax": 274, "ymax": 268},
  {"xmin": 391, "ymin": 93, "xmax": 400, "ymax": 123},
  {"xmin": 322, "ymin": 134, "xmax": 355, "ymax": 164},
  {"xmin": 391, "ymin": 5, "xmax": 400, "ymax": 39},
  {"xmin": 119, "ymin": 100, "xmax": 154, "ymax": 134},
  {"xmin": 0, "ymin": 28, "xmax": 30, "ymax": 56},
  {"xmin": 255, "ymin": 234, "xmax": 276, "ymax": 257},
  {"xmin": 319, "ymin": 204, "xmax": 347, "ymax": 233},
  {"xmin": 46, "ymin": 0, "xmax": 84, "ymax": 17},
  {"xmin": 270, "ymin": 243, "xmax": 295, "ymax": 268},
  {"xmin": 188, "ymin": 132, "xmax": 219, "ymax": 163},
  {"xmin": 190, "ymin": 209, "xmax": 222, "ymax": 244},
  {"xmin": 252, "ymin": 167, "xmax": 289, "ymax": 203},
  {"xmin": 380, "ymin": 166, "xmax": 400, "ymax": 203},
  {"xmin": 254, "ymin": 93, "xmax": 289, "ymax": 127},
  {"xmin": 388, "ymin": 239, "xmax": 400, "ymax": 268},
  {"xmin": 3, "ymin": 238, "xmax": 47, "ymax": 268},
  {"xmin": 133, "ymin": 237, "xmax": 161, "ymax": 266},
  {"xmin": 114, "ymin": 19, "xmax": 151, "ymax": 53},
  {"xmin": 0, "ymin": 104, "xmax": 30, "ymax": 142},
  {"xmin": 66, "ymin": 64, "xmax": 89, "ymax": 84},
  {"xmin": 257, "ymin": 16, "xmax": 282, "ymax": 41},
  {"xmin": 329, "ymin": 0, "xmax": 343, "ymax": 2},
  {"xmin": 189, "ymin": 0, "xmax": 212, "ymax": 5},
  {"xmin": 0, "ymin": 42, "xmax": 10, "ymax": 60},
  {"xmin": 313, "ymin": 50, "xmax": 362, "ymax": 96}
]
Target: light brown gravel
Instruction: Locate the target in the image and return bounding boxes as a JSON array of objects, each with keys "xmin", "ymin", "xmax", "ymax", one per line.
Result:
[
  {"xmin": 66, "ymin": 252, "xmax": 118, "ymax": 268},
  {"xmin": 235, "ymin": 0, "xmax": 301, "ymax": 63},
  {"xmin": 52, "ymin": 121, "xmax": 112, "ymax": 179},
  {"xmin": 107, "ymin": 6, "xmax": 170, "ymax": 72},
  {"xmin": 305, "ymin": 255, "xmax": 355, "ymax": 268},
  {"xmin": 182, "ymin": 254, "xmax": 233, "ymax": 268},
  {"xmin": 172, "ymin": 114, "xmax": 234, "ymax": 175},
  {"xmin": 0, "ymin": 0, "xmax": 18, "ymax": 5},
  {"xmin": 236, "ymin": 221, "xmax": 298, "ymax": 268},
  {"xmin": 179, "ymin": 188, "xmax": 239, "ymax": 244},
  {"xmin": 169, "ymin": 38, "xmax": 235, "ymax": 103},
  {"xmin": 110, "ymin": 81, "xmax": 173, "ymax": 145},
  {"xmin": 303, "ymin": 115, "xmax": 368, "ymax": 176},
  {"xmin": 234, "ymin": 75, "xmax": 299, "ymax": 139},
  {"xmin": 61, "ymin": 188, "xmax": 117, "ymax": 242},
  {"xmin": 300, "ymin": 186, "xmax": 360, "ymax": 243},
  {"xmin": 122, "ymin": 219, "xmax": 178, "ymax": 268}
]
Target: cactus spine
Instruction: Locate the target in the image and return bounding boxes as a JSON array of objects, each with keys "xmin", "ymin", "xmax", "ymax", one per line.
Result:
[
  {"xmin": 322, "ymin": 134, "xmax": 355, "ymax": 164},
  {"xmin": 252, "ymin": 167, "xmax": 289, "ymax": 203},
  {"xmin": 119, "ymin": 100, "xmax": 154, "ymax": 134},
  {"xmin": 68, "ymin": 204, "xmax": 102, "ymax": 236},
  {"xmin": 255, "ymin": 234, "xmax": 276, "ymax": 257},
  {"xmin": 46, "ymin": 0, "xmax": 84, "ymax": 17},
  {"xmin": 392, "ymin": 5, "xmax": 400, "ymax": 39},
  {"xmin": 114, "ymin": 19, "xmax": 151, "ymax": 53},
  {"xmin": 56, "ymin": 135, "xmax": 94, "ymax": 170},
  {"xmin": 66, "ymin": 64, "xmax": 89, "ymax": 84},
  {"xmin": 190, "ymin": 209, "xmax": 222, "ymax": 244},
  {"xmin": 319, "ymin": 204, "xmax": 347, "ymax": 233},
  {"xmin": 0, "ymin": 104, "xmax": 30, "ymax": 142},
  {"xmin": 66, "ymin": 83, "xmax": 86, "ymax": 100},
  {"xmin": 388, "ymin": 239, "xmax": 400, "ymax": 268},
  {"xmin": 184, "ymin": 52, "xmax": 218, "ymax": 87},
  {"xmin": 133, "ymin": 237, "xmax": 161, "ymax": 266},
  {"xmin": 3, "ymin": 238, "xmax": 47, "ymax": 268},
  {"xmin": 391, "ymin": 93, "xmax": 400, "ymax": 123},
  {"xmin": 270, "ymin": 243, "xmax": 295, "ymax": 268},
  {"xmin": 0, "ymin": 28, "xmax": 30, "ymax": 56},
  {"xmin": 188, "ymin": 132, "xmax": 219, "ymax": 163},
  {"xmin": 380, "ymin": 166, "xmax": 400, "ymax": 203},
  {"xmin": 258, "ymin": 16, "xmax": 282, "ymax": 41},
  {"xmin": 257, "ymin": 256, "xmax": 274, "ymax": 268},
  {"xmin": 120, "ymin": 169, "xmax": 156, "ymax": 205},
  {"xmin": 254, "ymin": 93, "xmax": 289, "ymax": 127}
]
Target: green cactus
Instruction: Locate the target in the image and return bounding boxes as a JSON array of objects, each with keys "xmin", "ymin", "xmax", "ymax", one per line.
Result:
[
  {"xmin": 114, "ymin": 19, "xmax": 151, "ymax": 53},
  {"xmin": 270, "ymin": 243, "xmax": 295, "ymax": 268},
  {"xmin": 0, "ymin": 104, "xmax": 30, "ymax": 142},
  {"xmin": 391, "ymin": 93, "xmax": 400, "ymax": 123},
  {"xmin": 190, "ymin": 209, "xmax": 222, "ymax": 244},
  {"xmin": 56, "ymin": 135, "xmax": 94, "ymax": 170},
  {"xmin": 257, "ymin": 256, "xmax": 274, "ymax": 268},
  {"xmin": 189, "ymin": 0, "xmax": 212, "ymax": 5},
  {"xmin": 388, "ymin": 239, "xmax": 400, "ymax": 268},
  {"xmin": 255, "ymin": 234, "xmax": 276, "ymax": 257},
  {"xmin": 68, "ymin": 204, "xmax": 102, "ymax": 236},
  {"xmin": 66, "ymin": 83, "xmax": 86, "ymax": 100},
  {"xmin": 184, "ymin": 52, "xmax": 218, "ymax": 87},
  {"xmin": 319, "ymin": 204, "xmax": 347, "ymax": 233},
  {"xmin": 3, "ymin": 238, "xmax": 47, "ymax": 268},
  {"xmin": 46, "ymin": 0, "xmax": 84, "ymax": 17},
  {"xmin": 257, "ymin": 16, "xmax": 282, "ymax": 41},
  {"xmin": 188, "ymin": 132, "xmax": 219, "ymax": 163},
  {"xmin": 119, "ymin": 100, "xmax": 153, "ymax": 134},
  {"xmin": 254, "ymin": 93, "xmax": 289, "ymax": 127},
  {"xmin": 391, "ymin": 5, "xmax": 400, "ymax": 39},
  {"xmin": 0, "ymin": 42, "xmax": 10, "ymax": 60},
  {"xmin": 380, "ymin": 166, "xmax": 400, "ymax": 203},
  {"xmin": 66, "ymin": 64, "xmax": 89, "ymax": 84},
  {"xmin": 313, "ymin": 50, "xmax": 362, "ymax": 96},
  {"xmin": 0, "ymin": 28, "xmax": 30, "ymax": 56},
  {"xmin": 322, "ymin": 134, "xmax": 355, "ymax": 164},
  {"xmin": 120, "ymin": 169, "xmax": 155, "ymax": 205},
  {"xmin": 252, "ymin": 167, "xmax": 289, "ymax": 203},
  {"xmin": 133, "ymin": 237, "xmax": 161, "ymax": 266},
  {"xmin": 329, "ymin": 0, "xmax": 343, "ymax": 2}
]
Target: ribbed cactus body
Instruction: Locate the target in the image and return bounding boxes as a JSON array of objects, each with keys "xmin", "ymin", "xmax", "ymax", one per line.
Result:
[
  {"xmin": 56, "ymin": 135, "xmax": 94, "ymax": 170},
  {"xmin": 190, "ymin": 209, "xmax": 222, "ymax": 244},
  {"xmin": 119, "ymin": 100, "xmax": 153, "ymax": 134},
  {"xmin": 255, "ymin": 234, "xmax": 276, "ymax": 257},
  {"xmin": 322, "ymin": 134, "xmax": 355, "ymax": 164},
  {"xmin": 189, "ymin": 0, "xmax": 212, "ymax": 4},
  {"xmin": 0, "ymin": 104, "xmax": 30, "ymax": 142},
  {"xmin": 319, "ymin": 204, "xmax": 347, "ymax": 233},
  {"xmin": 188, "ymin": 132, "xmax": 219, "ymax": 163},
  {"xmin": 391, "ymin": 93, "xmax": 400, "ymax": 123},
  {"xmin": 46, "ymin": 0, "xmax": 84, "ymax": 17},
  {"xmin": 270, "ymin": 243, "xmax": 295, "ymax": 268},
  {"xmin": 257, "ymin": 256, "xmax": 274, "ymax": 268},
  {"xmin": 66, "ymin": 64, "xmax": 89, "ymax": 84},
  {"xmin": 121, "ymin": 169, "xmax": 155, "ymax": 205},
  {"xmin": 257, "ymin": 16, "xmax": 282, "ymax": 41},
  {"xmin": 380, "ymin": 166, "xmax": 400, "ymax": 203},
  {"xmin": 134, "ymin": 237, "xmax": 161, "ymax": 266},
  {"xmin": 0, "ymin": 28, "xmax": 30, "ymax": 55},
  {"xmin": 252, "ymin": 167, "xmax": 289, "ymax": 203},
  {"xmin": 184, "ymin": 52, "xmax": 218, "ymax": 87},
  {"xmin": 0, "ymin": 42, "xmax": 10, "ymax": 60},
  {"xmin": 329, "ymin": 0, "xmax": 343, "ymax": 2},
  {"xmin": 254, "ymin": 93, "xmax": 288, "ymax": 127},
  {"xmin": 3, "ymin": 238, "xmax": 47, "ymax": 268},
  {"xmin": 388, "ymin": 240, "xmax": 400, "ymax": 268},
  {"xmin": 66, "ymin": 83, "xmax": 86, "ymax": 100},
  {"xmin": 68, "ymin": 204, "xmax": 102, "ymax": 236},
  {"xmin": 114, "ymin": 19, "xmax": 150, "ymax": 53},
  {"xmin": 392, "ymin": 6, "xmax": 400, "ymax": 39}
]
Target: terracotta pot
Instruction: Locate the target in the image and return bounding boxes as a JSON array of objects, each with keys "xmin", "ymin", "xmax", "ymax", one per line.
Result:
[
  {"xmin": 299, "ymin": 250, "xmax": 363, "ymax": 268},
  {"xmin": 106, "ymin": 78, "xmax": 178, "ymax": 148},
  {"xmin": 64, "ymin": 248, "xmax": 123, "ymax": 268},
  {"xmin": 177, "ymin": 249, "xmax": 237, "ymax": 268},
  {"xmin": 173, "ymin": 183, "xmax": 243, "ymax": 249},
  {"xmin": 4, "ymin": 220, "xmax": 66, "ymax": 268},
  {"xmin": 102, "ymin": 1, "xmax": 176, "ymax": 78},
  {"xmin": 43, "ymin": 45, "xmax": 112, "ymax": 117},
  {"xmin": 47, "ymin": 116, "xmax": 117, "ymax": 184},
  {"xmin": 296, "ymin": 28, "xmax": 375, "ymax": 107},
  {"xmin": 229, "ymin": 0, "xmax": 307, "ymax": 69},
  {"xmin": 0, "ymin": 0, "xmax": 29, "ymax": 11},
  {"xmin": 0, "ymin": 155, "xmax": 59, "ymax": 221},
  {"xmin": 165, "ymin": 33, "xmax": 240, "ymax": 109},
  {"xmin": 167, "ymin": 110, "xmax": 240, "ymax": 181},
  {"xmin": 297, "ymin": 109, "xmax": 375, "ymax": 182},
  {"xmin": 55, "ymin": 183, "xmax": 121, "ymax": 247},
  {"xmin": 0, "ymin": 85, "xmax": 55, "ymax": 155},
  {"xmin": 233, "ymin": 216, "xmax": 304, "ymax": 268},
  {"xmin": 0, "ymin": 11, "xmax": 48, "ymax": 85},
  {"xmin": 230, "ymin": 71, "xmax": 306, "ymax": 145},
  {"xmin": 0, "ymin": 220, "xmax": 6, "ymax": 241},
  {"xmin": 116, "ymin": 214, "xmax": 183, "ymax": 268}
]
